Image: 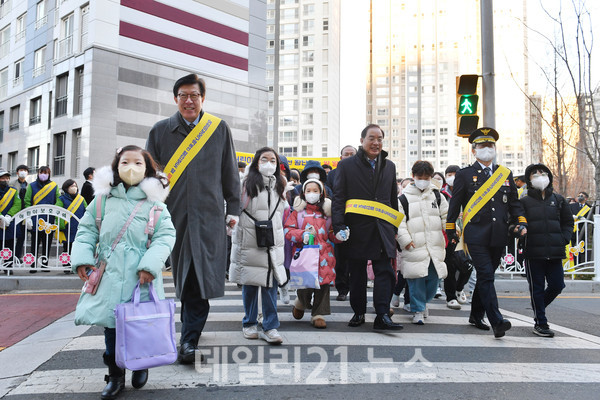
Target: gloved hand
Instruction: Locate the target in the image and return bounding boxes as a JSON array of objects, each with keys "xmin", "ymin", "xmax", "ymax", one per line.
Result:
[
  {"xmin": 302, "ymin": 232, "xmax": 311, "ymax": 244},
  {"xmin": 3, "ymin": 215, "xmax": 13, "ymax": 226},
  {"xmin": 285, "ymin": 181, "xmax": 296, "ymax": 193},
  {"xmin": 26, "ymin": 218, "xmax": 33, "ymax": 230},
  {"xmin": 304, "ymin": 224, "xmax": 317, "ymax": 236},
  {"xmin": 335, "ymin": 227, "xmax": 350, "ymax": 242},
  {"xmin": 446, "ymin": 229, "xmax": 459, "ymax": 244},
  {"xmin": 0, "ymin": 217, "xmax": 5, "ymax": 229}
]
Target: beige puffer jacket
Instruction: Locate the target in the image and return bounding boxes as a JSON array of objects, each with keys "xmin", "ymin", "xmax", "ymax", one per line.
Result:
[{"xmin": 229, "ymin": 174, "xmax": 288, "ymax": 287}]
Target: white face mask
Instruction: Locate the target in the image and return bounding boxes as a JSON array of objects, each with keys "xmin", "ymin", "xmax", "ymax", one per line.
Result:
[
  {"xmin": 118, "ymin": 164, "xmax": 146, "ymax": 186},
  {"xmin": 531, "ymin": 175, "xmax": 550, "ymax": 191},
  {"xmin": 68, "ymin": 187, "xmax": 78, "ymax": 195},
  {"xmin": 18, "ymin": 171, "xmax": 27, "ymax": 179},
  {"xmin": 414, "ymin": 179, "xmax": 430, "ymax": 191},
  {"xmin": 258, "ymin": 162, "xmax": 276, "ymax": 177},
  {"xmin": 307, "ymin": 172, "xmax": 320, "ymax": 180},
  {"xmin": 475, "ymin": 147, "xmax": 496, "ymax": 162},
  {"xmin": 305, "ymin": 192, "xmax": 320, "ymax": 204},
  {"xmin": 446, "ymin": 176, "xmax": 455, "ymax": 187}
]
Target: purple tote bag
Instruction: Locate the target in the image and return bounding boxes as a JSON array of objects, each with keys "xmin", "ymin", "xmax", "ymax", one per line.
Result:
[
  {"xmin": 115, "ymin": 282, "xmax": 177, "ymax": 370},
  {"xmin": 289, "ymin": 245, "xmax": 321, "ymax": 289}
]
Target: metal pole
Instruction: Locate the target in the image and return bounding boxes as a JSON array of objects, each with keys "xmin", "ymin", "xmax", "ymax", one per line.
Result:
[
  {"xmin": 594, "ymin": 214, "xmax": 600, "ymax": 281},
  {"xmin": 480, "ymin": 0, "xmax": 495, "ymax": 128}
]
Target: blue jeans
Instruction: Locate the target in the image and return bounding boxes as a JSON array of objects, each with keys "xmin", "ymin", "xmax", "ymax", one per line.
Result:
[
  {"xmin": 525, "ymin": 258, "xmax": 565, "ymax": 326},
  {"xmin": 407, "ymin": 261, "xmax": 439, "ymax": 313},
  {"xmin": 242, "ymin": 284, "xmax": 279, "ymax": 331},
  {"xmin": 104, "ymin": 327, "xmax": 116, "ymax": 356}
]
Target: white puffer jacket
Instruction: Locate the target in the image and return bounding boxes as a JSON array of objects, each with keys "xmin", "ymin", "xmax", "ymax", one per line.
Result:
[
  {"xmin": 397, "ymin": 183, "xmax": 448, "ymax": 279},
  {"xmin": 229, "ymin": 174, "xmax": 288, "ymax": 287}
]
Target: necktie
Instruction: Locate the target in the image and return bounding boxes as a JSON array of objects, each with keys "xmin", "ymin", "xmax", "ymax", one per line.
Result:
[
  {"xmin": 189, "ymin": 123, "xmax": 195, "ymax": 131},
  {"xmin": 484, "ymin": 167, "xmax": 491, "ymax": 178},
  {"xmin": 369, "ymin": 159, "xmax": 376, "ymax": 170}
]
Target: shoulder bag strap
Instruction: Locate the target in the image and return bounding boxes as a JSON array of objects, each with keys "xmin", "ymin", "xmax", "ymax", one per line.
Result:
[
  {"xmin": 145, "ymin": 205, "xmax": 164, "ymax": 248},
  {"xmin": 399, "ymin": 194, "xmax": 409, "ymax": 222},
  {"xmin": 105, "ymin": 200, "xmax": 146, "ymax": 259}
]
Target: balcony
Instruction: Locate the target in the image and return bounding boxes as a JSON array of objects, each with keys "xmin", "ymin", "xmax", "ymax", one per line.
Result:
[
  {"xmin": 0, "ymin": 0, "xmax": 11, "ymax": 19},
  {"xmin": 13, "ymin": 76, "xmax": 22, "ymax": 87},
  {"xmin": 9, "ymin": 122, "xmax": 18, "ymax": 131},
  {"xmin": 35, "ymin": 16, "xmax": 47, "ymax": 30},
  {"xmin": 30, "ymin": 115, "xmax": 41, "ymax": 125},
  {"xmin": 56, "ymin": 35, "xmax": 73, "ymax": 60},
  {"xmin": 15, "ymin": 29, "xmax": 25, "ymax": 41},
  {"xmin": 0, "ymin": 41, "xmax": 8, "ymax": 58},
  {"xmin": 33, "ymin": 64, "xmax": 46, "ymax": 78}
]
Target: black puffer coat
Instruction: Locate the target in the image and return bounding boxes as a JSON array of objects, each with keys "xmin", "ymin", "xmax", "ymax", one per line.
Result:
[{"xmin": 519, "ymin": 164, "xmax": 573, "ymax": 259}]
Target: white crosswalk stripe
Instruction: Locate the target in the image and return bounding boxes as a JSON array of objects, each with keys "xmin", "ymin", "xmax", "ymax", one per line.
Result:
[{"xmin": 3, "ymin": 274, "xmax": 600, "ymax": 397}]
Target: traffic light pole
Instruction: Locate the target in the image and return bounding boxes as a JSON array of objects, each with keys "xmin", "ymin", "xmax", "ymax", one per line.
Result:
[{"xmin": 480, "ymin": 0, "xmax": 495, "ymax": 128}]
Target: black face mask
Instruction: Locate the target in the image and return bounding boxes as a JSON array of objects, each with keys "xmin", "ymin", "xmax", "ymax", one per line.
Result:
[{"xmin": 0, "ymin": 181, "xmax": 8, "ymax": 189}]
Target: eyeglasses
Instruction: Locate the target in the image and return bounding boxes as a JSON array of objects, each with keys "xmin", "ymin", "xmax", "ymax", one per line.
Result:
[{"xmin": 177, "ymin": 93, "xmax": 201, "ymax": 101}]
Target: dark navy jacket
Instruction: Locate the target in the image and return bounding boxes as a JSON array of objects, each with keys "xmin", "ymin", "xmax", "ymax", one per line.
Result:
[{"xmin": 447, "ymin": 162, "xmax": 525, "ymax": 247}]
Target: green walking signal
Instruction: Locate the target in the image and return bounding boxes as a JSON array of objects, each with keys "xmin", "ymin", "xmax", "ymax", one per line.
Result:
[{"xmin": 456, "ymin": 75, "xmax": 480, "ymax": 137}]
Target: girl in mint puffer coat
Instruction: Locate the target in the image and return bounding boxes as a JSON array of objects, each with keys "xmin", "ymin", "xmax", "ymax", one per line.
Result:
[{"xmin": 71, "ymin": 145, "xmax": 175, "ymax": 399}]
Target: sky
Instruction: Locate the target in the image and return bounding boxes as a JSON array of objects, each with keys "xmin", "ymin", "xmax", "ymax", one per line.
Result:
[{"xmin": 337, "ymin": 0, "xmax": 600, "ymax": 149}]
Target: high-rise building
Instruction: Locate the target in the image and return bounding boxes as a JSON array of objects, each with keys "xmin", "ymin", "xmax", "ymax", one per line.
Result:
[
  {"xmin": 266, "ymin": 0, "xmax": 340, "ymax": 158},
  {"xmin": 0, "ymin": 0, "xmax": 267, "ymax": 185},
  {"xmin": 366, "ymin": 0, "xmax": 529, "ymax": 177}
]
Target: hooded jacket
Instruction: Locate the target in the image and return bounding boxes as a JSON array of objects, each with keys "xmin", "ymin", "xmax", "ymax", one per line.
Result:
[
  {"xmin": 520, "ymin": 164, "xmax": 573, "ymax": 259},
  {"xmin": 71, "ymin": 166, "xmax": 176, "ymax": 328},
  {"xmin": 397, "ymin": 183, "xmax": 448, "ymax": 279}
]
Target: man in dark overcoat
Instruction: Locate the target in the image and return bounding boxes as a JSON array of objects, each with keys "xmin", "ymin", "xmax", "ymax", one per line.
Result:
[
  {"xmin": 446, "ymin": 127, "xmax": 527, "ymax": 338},
  {"xmin": 332, "ymin": 124, "xmax": 403, "ymax": 331},
  {"xmin": 147, "ymin": 74, "xmax": 240, "ymax": 363}
]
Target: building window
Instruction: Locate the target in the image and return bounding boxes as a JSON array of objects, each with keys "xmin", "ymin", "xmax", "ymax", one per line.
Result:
[
  {"xmin": 0, "ymin": 0, "xmax": 10, "ymax": 19},
  {"xmin": 72, "ymin": 128, "xmax": 81, "ymax": 176},
  {"xmin": 35, "ymin": 0, "xmax": 47, "ymax": 29},
  {"xmin": 57, "ymin": 13, "xmax": 74, "ymax": 60},
  {"xmin": 302, "ymin": 51, "xmax": 314, "ymax": 62},
  {"xmin": 9, "ymin": 105, "xmax": 19, "ymax": 131},
  {"xmin": 0, "ymin": 25, "xmax": 9, "ymax": 58},
  {"xmin": 303, "ymin": 4, "xmax": 314, "ymax": 15},
  {"xmin": 30, "ymin": 97, "xmax": 42, "ymax": 125},
  {"xmin": 280, "ymin": 23, "xmax": 298, "ymax": 35},
  {"xmin": 0, "ymin": 68, "xmax": 7, "ymax": 98},
  {"xmin": 322, "ymin": 145, "xmax": 328, "ymax": 157},
  {"xmin": 281, "ymin": 8, "xmax": 298, "ymax": 19},
  {"xmin": 302, "ymin": 114, "xmax": 313, "ymax": 124},
  {"xmin": 278, "ymin": 146, "xmax": 297, "ymax": 157},
  {"xmin": 28, "ymin": 146, "xmax": 40, "ymax": 172},
  {"xmin": 280, "ymin": 38, "xmax": 298, "ymax": 50},
  {"xmin": 14, "ymin": 59, "xmax": 24, "ymax": 86},
  {"xmin": 302, "ymin": 129, "xmax": 313, "ymax": 141},
  {"xmin": 323, "ymin": 19, "xmax": 329, "ymax": 31},
  {"xmin": 0, "ymin": 111, "xmax": 3, "ymax": 142},
  {"xmin": 53, "ymin": 132, "xmax": 66, "ymax": 176},
  {"xmin": 302, "ymin": 35, "xmax": 313, "ymax": 47},
  {"xmin": 80, "ymin": 4, "xmax": 89, "ymax": 50},
  {"xmin": 303, "ymin": 66, "xmax": 314, "ymax": 77},
  {"xmin": 33, "ymin": 46, "xmax": 46, "ymax": 77},
  {"xmin": 55, "ymin": 73, "xmax": 68, "ymax": 117},
  {"xmin": 16, "ymin": 13, "xmax": 26, "ymax": 41},
  {"xmin": 302, "ymin": 97, "xmax": 313, "ymax": 109},
  {"xmin": 8, "ymin": 152, "xmax": 18, "ymax": 174},
  {"xmin": 267, "ymin": 40, "xmax": 275, "ymax": 49},
  {"xmin": 279, "ymin": 131, "xmax": 297, "ymax": 142},
  {"xmin": 303, "ymin": 20, "xmax": 314, "ymax": 30},
  {"xmin": 301, "ymin": 145, "xmax": 311, "ymax": 157},
  {"xmin": 74, "ymin": 66, "xmax": 84, "ymax": 115}
]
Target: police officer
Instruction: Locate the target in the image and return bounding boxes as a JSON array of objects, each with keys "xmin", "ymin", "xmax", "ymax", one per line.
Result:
[{"xmin": 446, "ymin": 127, "xmax": 527, "ymax": 338}]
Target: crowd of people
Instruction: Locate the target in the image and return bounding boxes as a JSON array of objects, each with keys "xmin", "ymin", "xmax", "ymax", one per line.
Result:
[{"xmin": 0, "ymin": 73, "xmax": 591, "ymax": 400}]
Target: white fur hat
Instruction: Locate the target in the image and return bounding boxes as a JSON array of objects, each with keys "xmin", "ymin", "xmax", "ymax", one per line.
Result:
[{"xmin": 302, "ymin": 178, "xmax": 323, "ymax": 193}]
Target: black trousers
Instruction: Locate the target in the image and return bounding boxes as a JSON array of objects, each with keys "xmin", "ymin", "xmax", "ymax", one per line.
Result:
[
  {"xmin": 468, "ymin": 245, "xmax": 504, "ymax": 326},
  {"xmin": 524, "ymin": 258, "xmax": 565, "ymax": 326},
  {"xmin": 393, "ymin": 270, "xmax": 410, "ymax": 304},
  {"xmin": 349, "ymin": 258, "xmax": 395, "ymax": 316},
  {"xmin": 334, "ymin": 243, "xmax": 350, "ymax": 296},
  {"xmin": 179, "ymin": 264, "xmax": 210, "ymax": 346},
  {"xmin": 444, "ymin": 252, "xmax": 471, "ymax": 301}
]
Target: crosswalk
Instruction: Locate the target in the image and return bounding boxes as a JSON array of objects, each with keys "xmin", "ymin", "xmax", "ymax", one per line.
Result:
[{"xmin": 4, "ymin": 276, "xmax": 600, "ymax": 396}]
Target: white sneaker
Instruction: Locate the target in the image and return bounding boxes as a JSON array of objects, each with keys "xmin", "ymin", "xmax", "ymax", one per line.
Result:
[
  {"xmin": 280, "ymin": 285, "xmax": 290, "ymax": 304},
  {"xmin": 412, "ymin": 312, "xmax": 425, "ymax": 325},
  {"xmin": 391, "ymin": 294, "xmax": 400, "ymax": 308},
  {"xmin": 243, "ymin": 325, "xmax": 258, "ymax": 339},
  {"xmin": 259, "ymin": 329, "xmax": 283, "ymax": 344},
  {"xmin": 434, "ymin": 286, "xmax": 443, "ymax": 299},
  {"xmin": 402, "ymin": 303, "xmax": 411, "ymax": 312},
  {"xmin": 423, "ymin": 306, "xmax": 429, "ymax": 318},
  {"xmin": 447, "ymin": 299, "xmax": 462, "ymax": 310},
  {"xmin": 456, "ymin": 291, "xmax": 467, "ymax": 304}
]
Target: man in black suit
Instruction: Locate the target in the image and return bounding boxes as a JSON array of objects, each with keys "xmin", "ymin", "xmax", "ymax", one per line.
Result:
[
  {"xmin": 332, "ymin": 125, "xmax": 403, "ymax": 331},
  {"xmin": 446, "ymin": 127, "xmax": 527, "ymax": 338},
  {"xmin": 327, "ymin": 145, "xmax": 357, "ymax": 301},
  {"xmin": 81, "ymin": 167, "xmax": 95, "ymax": 205}
]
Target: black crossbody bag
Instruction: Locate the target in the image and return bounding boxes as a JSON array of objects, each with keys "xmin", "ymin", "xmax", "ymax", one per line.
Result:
[{"xmin": 243, "ymin": 197, "xmax": 281, "ymax": 248}]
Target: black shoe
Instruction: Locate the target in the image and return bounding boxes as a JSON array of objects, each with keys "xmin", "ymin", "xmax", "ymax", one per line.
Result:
[
  {"xmin": 468, "ymin": 315, "xmax": 490, "ymax": 331},
  {"xmin": 131, "ymin": 369, "xmax": 148, "ymax": 389},
  {"xmin": 178, "ymin": 342, "xmax": 197, "ymax": 364},
  {"xmin": 533, "ymin": 324, "xmax": 555, "ymax": 338},
  {"xmin": 336, "ymin": 293, "xmax": 347, "ymax": 301},
  {"xmin": 373, "ymin": 314, "xmax": 404, "ymax": 331},
  {"xmin": 493, "ymin": 319, "xmax": 512, "ymax": 338},
  {"xmin": 101, "ymin": 354, "xmax": 125, "ymax": 400},
  {"xmin": 348, "ymin": 313, "xmax": 365, "ymax": 327}
]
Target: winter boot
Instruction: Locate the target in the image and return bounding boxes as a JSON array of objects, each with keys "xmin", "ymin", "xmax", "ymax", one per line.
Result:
[
  {"xmin": 101, "ymin": 354, "xmax": 125, "ymax": 399},
  {"xmin": 131, "ymin": 369, "xmax": 149, "ymax": 389}
]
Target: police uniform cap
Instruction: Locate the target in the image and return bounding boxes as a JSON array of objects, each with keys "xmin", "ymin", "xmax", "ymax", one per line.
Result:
[{"xmin": 468, "ymin": 127, "xmax": 499, "ymax": 144}]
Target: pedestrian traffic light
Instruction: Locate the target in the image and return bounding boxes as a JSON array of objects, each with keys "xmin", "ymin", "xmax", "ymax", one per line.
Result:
[{"xmin": 456, "ymin": 75, "xmax": 479, "ymax": 137}]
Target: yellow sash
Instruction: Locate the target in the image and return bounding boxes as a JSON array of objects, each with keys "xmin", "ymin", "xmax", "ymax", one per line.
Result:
[
  {"xmin": 462, "ymin": 165, "xmax": 511, "ymax": 233},
  {"xmin": 67, "ymin": 194, "xmax": 84, "ymax": 215},
  {"xmin": 345, "ymin": 199, "xmax": 404, "ymax": 228},
  {"xmin": 0, "ymin": 188, "xmax": 17, "ymax": 214},
  {"xmin": 164, "ymin": 112, "xmax": 222, "ymax": 189},
  {"xmin": 573, "ymin": 204, "xmax": 591, "ymax": 232},
  {"xmin": 33, "ymin": 181, "xmax": 57, "ymax": 205}
]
